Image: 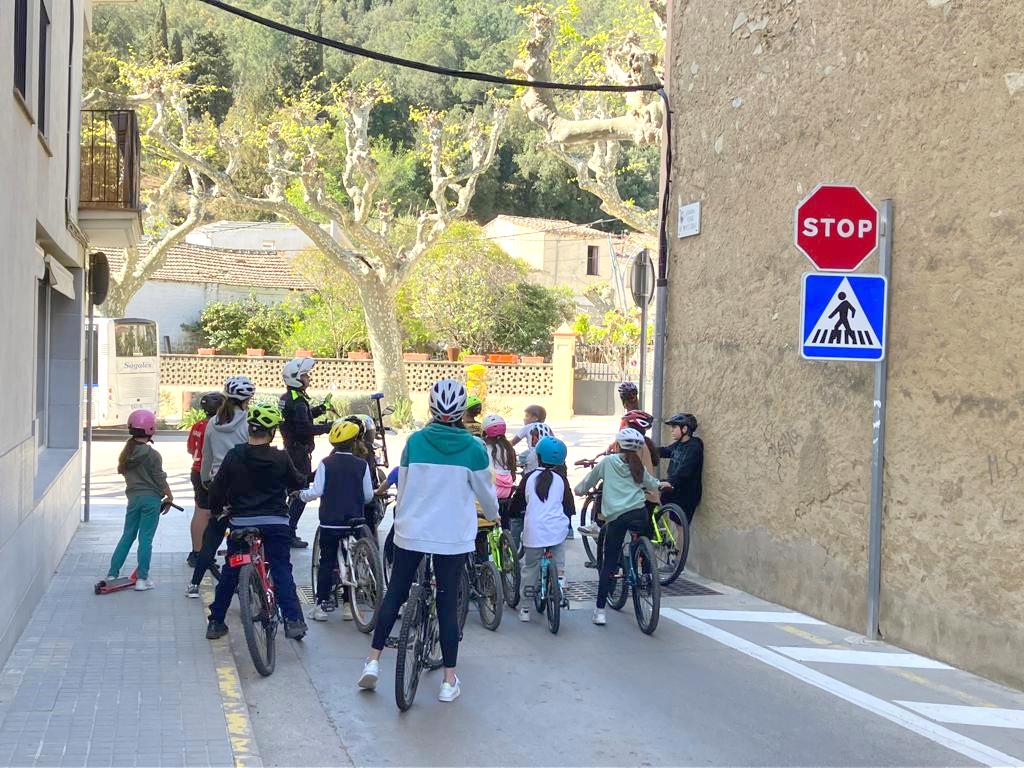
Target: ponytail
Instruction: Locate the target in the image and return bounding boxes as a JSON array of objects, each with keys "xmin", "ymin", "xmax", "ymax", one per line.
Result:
[
  {"xmin": 488, "ymin": 435, "xmax": 517, "ymax": 480},
  {"xmin": 117, "ymin": 438, "xmax": 136, "ymax": 475},
  {"xmin": 535, "ymin": 467, "xmax": 554, "ymax": 502},
  {"xmin": 621, "ymin": 450, "xmax": 645, "ymax": 485},
  {"xmin": 216, "ymin": 397, "xmax": 240, "ymax": 425}
]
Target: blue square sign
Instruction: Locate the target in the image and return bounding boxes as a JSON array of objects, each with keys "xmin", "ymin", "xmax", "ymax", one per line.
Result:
[{"xmin": 801, "ymin": 273, "xmax": 888, "ymax": 361}]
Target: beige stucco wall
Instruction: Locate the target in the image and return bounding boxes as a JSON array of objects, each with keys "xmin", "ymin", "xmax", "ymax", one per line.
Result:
[{"xmin": 666, "ymin": 0, "xmax": 1024, "ymax": 688}]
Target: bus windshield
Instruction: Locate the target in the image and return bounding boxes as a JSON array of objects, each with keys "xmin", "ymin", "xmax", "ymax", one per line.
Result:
[{"xmin": 114, "ymin": 321, "xmax": 157, "ymax": 358}]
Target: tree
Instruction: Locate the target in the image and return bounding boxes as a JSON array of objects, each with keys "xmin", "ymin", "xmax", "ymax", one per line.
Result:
[
  {"xmin": 150, "ymin": 0, "xmax": 170, "ymax": 61},
  {"xmin": 513, "ymin": 0, "xmax": 664, "ymax": 236},
  {"xmin": 282, "ymin": 249, "xmax": 368, "ymax": 357},
  {"xmin": 122, "ymin": 59, "xmax": 506, "ymax": 397},
  {"xmin": 574, "ymin": 308, "xmax": 649, "ymax": 379},
  {"xmin": 188, "ymin": 296, "xmax": 295, "ymax": 355},
  {"xmin": 494, "ymin": 282, "xmax": 575, "ymax": 357},
  {"xmin": 183, "ymin": 31, "xmax": 234, "ymax": 123}
]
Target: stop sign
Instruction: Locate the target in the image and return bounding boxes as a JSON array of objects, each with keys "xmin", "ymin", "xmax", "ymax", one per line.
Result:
[{"xmin": 794, "ymin": 184, "xmax": 879, "ymax": 271}]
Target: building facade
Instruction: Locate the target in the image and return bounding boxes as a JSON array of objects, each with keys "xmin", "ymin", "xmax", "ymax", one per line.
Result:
[
  {"xmin": 0, "ymin": 0, "xmax": 141, "ymax": 664},
  {"xmin": 664, "ymin": 1, "xmax": 1023, "ymax": 687}
]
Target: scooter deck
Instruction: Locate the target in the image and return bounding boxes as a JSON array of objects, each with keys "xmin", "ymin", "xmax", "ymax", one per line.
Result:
[{"xmin": 94, "ymin": 570, "xmax": 138, "ymax": 595}]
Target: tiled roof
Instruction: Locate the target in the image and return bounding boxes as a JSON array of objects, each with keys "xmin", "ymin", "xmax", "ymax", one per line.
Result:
[
  {"xmin": 485, "ymin": 215, "xmax": 618, "ymax": 240},
  {"xmin": 105, "ymin": 242, "xmax": 314, "ymax": 291}
]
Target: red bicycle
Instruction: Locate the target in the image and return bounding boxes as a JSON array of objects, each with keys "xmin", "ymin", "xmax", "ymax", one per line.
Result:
[{"xmin": 228, "ymin": 527, "xmax": 279, "ymax": 676}]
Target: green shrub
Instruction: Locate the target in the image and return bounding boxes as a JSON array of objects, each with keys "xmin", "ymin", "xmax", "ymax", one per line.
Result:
[{"xmin": 178, "ymin": 407, "xmax": 206, "ymax": 431}]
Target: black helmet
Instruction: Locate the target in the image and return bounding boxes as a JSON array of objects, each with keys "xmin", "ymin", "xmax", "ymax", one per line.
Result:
[
  {"xmin": 665, "ymin": 413, "xmax": 698, "ymax": 433},
  {"xmin": 199, "ymin": 391, "xmax": 225, "ymax": 417},
  {"xmin": 617, "ymin": 382, "xmax": 639, "ymax": 399}
]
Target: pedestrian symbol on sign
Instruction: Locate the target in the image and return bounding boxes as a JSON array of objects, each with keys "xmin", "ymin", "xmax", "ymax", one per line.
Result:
[{"xmin": 801, "ymin": 274, "xmax": 887, "ymax": 361}]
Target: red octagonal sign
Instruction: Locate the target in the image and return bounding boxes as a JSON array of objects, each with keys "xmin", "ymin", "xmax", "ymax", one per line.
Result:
[{"xmin": 794, "ymin": 183, "xmax": 879, "ymax": 271}]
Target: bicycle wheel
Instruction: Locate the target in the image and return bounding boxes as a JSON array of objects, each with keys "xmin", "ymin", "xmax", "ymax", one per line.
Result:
[
  {"xmin": 607, "ymin": 537, "xmax": 629, "ymax": 610},
  {"xmin": 238, "ymin": 564, "xmax": 276, "ymax": 677},
  {"xmin": 475, "ymin": 561, "xmax": 503, "ymax": 631},
  {"xmin": 580, "ymin": 494, "xmax": 599, "ymax": 565},
  {"xmin": 545, "ymin": 560, "xmax": 561, "ymax": 635},
  {"xmin": 631, "ymin": 537, "xmax": 661, "ymax": 635},
  {"xmin": 310, "ymin": 527, "xmax": 322, "ymax": 602},
  {"xmin": 456, "ymin": 561, "xmax": 470, "ymax": 636},
  {"xmin": 654, "ymin": 504, "xmax": 690, "ymax": 586},
  {"xmin": 395, "ymin": 585, "xmax": 425, "ymax": 711},
  {"xmin": 424, "ymin": 601, "xmax": 443, "ymax": 671},
  {"xmin": 382, "ymin": 527, "xmax": 395, "ymax": 587},
  {"xmin": 348, "ymin": 536, "xmax": 384, "ymax": 634},
  {"xmin": 497, "ymin": 531, "xmax": 521, "ymax": 609}
]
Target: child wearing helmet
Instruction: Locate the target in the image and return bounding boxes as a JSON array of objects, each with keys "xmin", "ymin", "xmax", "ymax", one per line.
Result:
[
  {"xmin": 659, "ymin": 414, "xmax": 703, "ymax": 523},
  {"xmin": 186, "ymin": 392, "xmax": 224, "ymax": 569},
  {"xmin": 508, "ymin": 436, "xmax": 575, "ymax": 622},
  {"xmin": 205, "ymin": 404, "xmax": 310, "ymax": 642},
  {"xmin": 574, "ymin": 428, "xmax": 672, "ymax": 627},
  {"xmin": 298, "ymin": 420, "xmax": 375, "ymax": 622},
  {"xmin": 105, "ymin": 410, "xmax": 172, "ymax": 592},
  {"xmin": 482, "ymin": 415, "xmax": 520, "ymax": 546},
  {"xmin": 463, "ymin": 396, "xmax": 484, "ymax": 437}
]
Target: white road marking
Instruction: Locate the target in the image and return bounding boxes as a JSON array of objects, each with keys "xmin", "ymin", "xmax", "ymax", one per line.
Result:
[
  {"xmin": 770, "ymin": 646, "xmax": 953, "ymax": 669},
  {"xmin": 897, "ymin": 702, "xmax": 1024, "ymax": 730},
  {"xmin": 662, "ymin": 608, "xmax": 1023, "ymax": 768},
  {"xmin": 684, "ymin": 609, "xmax": 824, "ymax": 625}
]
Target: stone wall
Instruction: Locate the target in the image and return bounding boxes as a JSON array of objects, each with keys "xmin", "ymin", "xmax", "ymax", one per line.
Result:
[{"xmin": 666, "ymin": 0, "xmax": 1024, "ymax": 687}]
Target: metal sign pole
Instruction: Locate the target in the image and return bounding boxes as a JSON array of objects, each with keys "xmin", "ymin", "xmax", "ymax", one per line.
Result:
[
  {"xmin": 866, "ymin": 199, "xmax": 893, "ymax": 639},
  {"xmin": 638, "ymin": 264, "xmax": 649, "ymax": 410}
]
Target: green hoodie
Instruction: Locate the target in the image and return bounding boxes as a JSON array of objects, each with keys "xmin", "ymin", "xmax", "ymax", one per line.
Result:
[
  {"xmin": 121, "ymin": 443, "xmax": 169, "ymax": 500},
  {"xmin": 574, "ymin": 454, "xmax": 660, "ymax": 523}
]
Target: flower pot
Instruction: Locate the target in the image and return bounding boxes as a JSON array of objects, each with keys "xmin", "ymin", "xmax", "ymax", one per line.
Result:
[
  {"xmin": 294, "ymin": 348, "xmax": 314, "ymax": 358},
  {"xmin": 246, "ymin": 348, "xmax": 266, "ymax": 357},
  {"xmin": 521, "ymin": 356, "xmax": 545, "ymax": 364},
  {"xmin": 487, "ymin": 353, "xmax": 519, "ymax": 364},
  {"xmin": 403, "ymin": 352, "xmax": 429, "ymax": 361},
  {"xmin": 197, "ymin": 348, "xmax": 217, "ymax": 356},
  {"xmin": 463, "ymin": 355, "xmax": 486, "ymax": 363},
  {"xmin": 347, "ymin": 350, "xmax": 371, "ymax": 360},
  {"xmin": 446, "ymin": 345, "xmax": 461, "ymax": 362}
]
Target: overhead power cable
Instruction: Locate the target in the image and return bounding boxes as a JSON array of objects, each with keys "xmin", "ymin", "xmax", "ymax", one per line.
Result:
[{"xmin": 194, "ymin": 0, "xmax": 664, "ymax": 94}]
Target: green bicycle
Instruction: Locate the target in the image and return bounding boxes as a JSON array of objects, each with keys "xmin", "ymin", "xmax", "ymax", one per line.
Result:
[
  {"xmin": 649, "ymin": 502, "xmax": 690, "ymax": 586},
  {"xmin": 486, "ymin": 521, "xmax": 521, "ymax": 609}
]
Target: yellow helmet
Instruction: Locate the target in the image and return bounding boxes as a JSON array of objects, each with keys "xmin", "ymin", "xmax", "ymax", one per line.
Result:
[{"xmin": 329, "ymin": 419, "xmax": 361, "ymax": 445}]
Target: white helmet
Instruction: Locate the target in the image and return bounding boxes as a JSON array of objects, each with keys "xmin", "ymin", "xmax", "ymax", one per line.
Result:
[
  {"xmin": 356, "ymin": 414, "xmax": 376, "ymax": 434},
  {"xmin": 429, "ymin": 379, "xmax": 467, "ymax": 423},
  {"xmin": 616, "ymin": 427, "xmax": 645, "ymax": 452},
  {"xmin": 224, "ymin": 375, "xmax": 255, "ymax": 402},
  {"xmin": 283, "ymin": 357, "xmax": 315, "ymax": 388}
]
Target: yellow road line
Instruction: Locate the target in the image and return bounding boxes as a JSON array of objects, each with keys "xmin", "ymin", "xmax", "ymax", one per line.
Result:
[
  {"xmin": 884, "ymin": 667, "xmax": 999, "ymax": 709},
  {"xmin": 201, "ymin": 581, "xmax": 264, "ymax": 768},
  {"xmin": 779, "ymin": 624, "xmax": 836, "ymax": 646}
]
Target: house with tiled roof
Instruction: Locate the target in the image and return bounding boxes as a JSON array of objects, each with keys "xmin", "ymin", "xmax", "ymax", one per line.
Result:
[{"xmin": 108, "ymin": 238, "xmax": 314, "ymax": 352}]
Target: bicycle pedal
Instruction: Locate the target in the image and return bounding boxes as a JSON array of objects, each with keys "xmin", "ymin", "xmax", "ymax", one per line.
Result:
[
  {"xmin": 584, "ymin": 561, "xmax": 597, "ymax": 569},
  {"xmin": 384, "ymin": 635, "xmax": 400, "ymax": 649}
]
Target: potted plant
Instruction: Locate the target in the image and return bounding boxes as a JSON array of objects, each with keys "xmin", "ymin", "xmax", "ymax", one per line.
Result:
[
  {"xmin": 246, "ymin": 348, "xmax": 266, "ymax": 357},
  {"xmin": 446, "ymin": 344, "xmax": 461, "ymax": 362},
  {"xmin": 294, "ymin": 348, "xmax": 314, "ymax": 358},
  {"xmin": 463, "ymin": 354, "xmax": 486, "ymax": 363},
  {"xmin": 487, "ymin": 353, "xmax": 519, "ymax": 364},
  {"xmin": 521, "ymin": 356, "xmax": 545, "ymax": 364},
  {"xmin": 197, "ymin": 347, "xmax": 217, "ymax": 356},
  {"xmin": 347, "ymin": 349, "xmax": 371, "ymax": 360}
]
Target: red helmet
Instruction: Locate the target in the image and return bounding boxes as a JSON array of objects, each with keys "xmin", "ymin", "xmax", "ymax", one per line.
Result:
[
  {"xmin": 622, "ymin": 409, "xmax": 653, "ymax": 433},
  {"xmin": 128, "ymin": 409, "xmax": 156, "ymax": 437}
]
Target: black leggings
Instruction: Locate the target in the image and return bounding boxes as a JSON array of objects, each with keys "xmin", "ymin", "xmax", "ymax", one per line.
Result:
[
  {"xmin": 371, "ymin": 546, "xmax": 465, "ymax": 669},
  {"xmin": 191, "ymin": 515, "xmax": 229, "ymax": 587},
  {"xmin": 597, "ymin": 507, "xmax": 648, "ymax": 609}
]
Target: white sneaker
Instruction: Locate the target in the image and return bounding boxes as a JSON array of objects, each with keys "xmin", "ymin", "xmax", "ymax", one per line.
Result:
[
  {"xmin": 311, "ymin": 603, "xmax": 329, "ymax": 622},
  {"xmin": 134, "ymin": 579, "xmax": 155, "ymax": 592},
  {"xmin": 358, "ymin": 659, "xmax": 379, "ymax": 690},
  {"xmin": 342, "ymin": 603, "xmax": 354, "ymax": 621},
  {"xmin": 185, "ymin": 584, "xmax": 200, "ymax": 599},
  {"xmin": 438, "ymin": 676, "xmax": 461, "ymax": 702},
  {"xmin": 518, "ymin": 607, "xmax": 530, "ymax": 622},
  {"xmin": 578, "ymin": 523, "xmax": 600, "ymax": 536},
  {"xmin": 592, "ymin": 608, "xmax": 607, "ymax": 626}
]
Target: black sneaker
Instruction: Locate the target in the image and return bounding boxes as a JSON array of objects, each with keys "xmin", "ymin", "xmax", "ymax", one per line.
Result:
[
  {"xmin": 206, "ymin": 619, "xmax": 228, "ymax": 639},
  {"xmin": 290, "ymin": 536, "xmax": 309, "ymax": 549},
  {"xmin": 284, "ymin": 619, "xmax": 308, "ymax": 640},
  {"xmin": 186, "ymin": 552, "xmax": 198, "ymax": 568}
]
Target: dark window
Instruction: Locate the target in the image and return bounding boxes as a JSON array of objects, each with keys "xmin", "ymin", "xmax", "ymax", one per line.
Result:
[
  {"xmin": 14, "ymin": 0, "xmax": 29, "ymax": 98},
  {"xmin": 586, "ymin": 245, "xmax": 600, "ymax": 276},
  {"xmin": 35, "ymin": 280, "xmax": 50, "ymax": 447},
  {"xmin": 114, "ymin": 322, "xmax": 158, "ymax": 358},
  {"xmin": 38, "ymin": 2, "xmax": 50, "ymax": 135}
]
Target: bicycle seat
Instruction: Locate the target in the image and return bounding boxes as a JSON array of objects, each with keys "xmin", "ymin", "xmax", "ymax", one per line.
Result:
[
  {"xmin": 477, "ymin": 517, "xmax": 498, "ymax": 530},
  {"xmin": 228, "ymin": 527, "xmax": 261, "ymax": 541}
]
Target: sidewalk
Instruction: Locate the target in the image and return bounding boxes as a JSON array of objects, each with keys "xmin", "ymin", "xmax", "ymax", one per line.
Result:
[{"xmin": 0, "ymin": 499, "xmax": 250, "ymax": 768}]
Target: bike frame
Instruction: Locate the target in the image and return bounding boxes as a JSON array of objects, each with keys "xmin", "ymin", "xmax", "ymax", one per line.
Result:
[
  {"xmin": 649, "ymin": 506, "xmax": 677, "ymax": 547},
  {"xmin": 229, "ymin": 537, "xmax": 277, "ymax": 616},
  {"xmin": 486, "ymin": 525, "xmax": 505, "ymax": 570},
  {"xmin": 537, "ymin": 550, "xmax": 554, "ymax": 601}
]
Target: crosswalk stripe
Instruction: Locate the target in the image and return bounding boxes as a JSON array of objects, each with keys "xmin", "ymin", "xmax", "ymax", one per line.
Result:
[
  {"xmin": 896, "ymin": 702, "xmax": 1024, "ymax": 730},
  {"xmin": 770, "ymin": 647, "xmax": 953, "ymax": 669}
]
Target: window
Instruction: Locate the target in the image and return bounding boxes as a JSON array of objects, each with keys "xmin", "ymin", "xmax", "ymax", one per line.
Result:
[
  {"xmin": 38, "ymin": 2, "xmax": 50, "ymax": 135},
  {"xmin": 35, "ymin": 280, "xmax": 51, "ymax": 447},
  {"xmin": 114, "ymin": 322, "xmax": 158, "ymax": 358},
  {"xmin": 586, "ymin": 245, "xmax": 600, "ymax": 276},
  {"xmin": 14, "ymin": 0, "xmax": 29, "ymax": 98}
]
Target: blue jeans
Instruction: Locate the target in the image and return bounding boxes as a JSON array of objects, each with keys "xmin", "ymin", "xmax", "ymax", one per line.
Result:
[
  {"xmin": 108, "ymin": 495, "xmax": 161, "ymax": 580},
  {"xmin": 209, "ymin": 524, "xmax": 303, "ymax": 623}
]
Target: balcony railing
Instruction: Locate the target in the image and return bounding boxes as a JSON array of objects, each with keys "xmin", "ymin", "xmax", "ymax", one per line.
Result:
[{"xmin": 80, "ymin": 109, "xmax": 141, "ymax": 210}]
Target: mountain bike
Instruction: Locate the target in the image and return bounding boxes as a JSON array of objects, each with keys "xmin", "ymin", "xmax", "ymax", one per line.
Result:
[
  {"xmin": 464, "ymin": 524, "xmax": 503, "ymax": 631},
  {"xmin": 486, "ymin": 517, "xmax": 520, "ymax": 609},
  {"xmin": 595, "ymin": 525, "xmax": 661, "ymax": 635},
  {"xmin": 650, "ymin": 502, "xmax": 689, "ymax": 586},
  {"xmin": 574, "ymin": 458, "xmax": 603, "ymax": 566},
  {"xmin": 229, "ymin": 527, "xmax": 279, "ymax": 676},
  {"xmin": 532, "ymin": 546, "xmax": 568, "ymax": 634},
  {"xmin": 395, "ymin": 555, "xmax": 445, "ymax": 711},
  {"xmin": 310, "ymin": 518, "xmax": 384, "ymax": 633}
]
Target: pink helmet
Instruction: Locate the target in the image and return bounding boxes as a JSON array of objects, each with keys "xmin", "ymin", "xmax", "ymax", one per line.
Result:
[
  {"xmin": 128, "ymin": 409, "xmax": 156, "ymax": 437},
  {"xmin": 482, "ymin": 414, "xmax": 506, "ymax": 438}
]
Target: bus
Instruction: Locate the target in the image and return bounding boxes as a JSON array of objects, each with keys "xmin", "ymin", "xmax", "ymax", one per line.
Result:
[{"xmin": 84, "ymin": 318, "xmax": 161, "ymax": 427}]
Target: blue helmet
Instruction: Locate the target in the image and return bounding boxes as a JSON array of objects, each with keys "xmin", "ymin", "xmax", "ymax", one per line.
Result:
[{"xmin": 535, "ymin": 436, "xmax": 567, "ymax": 467}]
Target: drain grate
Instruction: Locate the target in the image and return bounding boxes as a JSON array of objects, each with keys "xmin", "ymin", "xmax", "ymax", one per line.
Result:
[
  {"xmin": 298, "ymin": 586, "xmax": 316, "ymax": 605},
  {"xmin": 561, "ymin": 577, "xmax": 718, "ymax": 601}
]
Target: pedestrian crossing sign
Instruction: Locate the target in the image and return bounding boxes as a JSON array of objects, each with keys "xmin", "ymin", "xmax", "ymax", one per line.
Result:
[{"xmin": 801, "ymin": 273, "xmax": 887, "ymax": 361}]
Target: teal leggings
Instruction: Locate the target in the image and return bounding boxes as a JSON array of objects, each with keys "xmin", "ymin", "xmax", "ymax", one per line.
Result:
[{"xmin": 108, "ymin": 496, "xmax": 162, "ymax": 580}]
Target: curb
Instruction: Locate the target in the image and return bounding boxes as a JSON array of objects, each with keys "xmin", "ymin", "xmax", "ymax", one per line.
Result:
[{"xmin": 200, "ymin": 582, "xmax": 264, "ymax": 768}]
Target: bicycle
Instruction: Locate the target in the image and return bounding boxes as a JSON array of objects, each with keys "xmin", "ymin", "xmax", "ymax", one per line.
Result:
[
  {"xmin": 228, "ymin": 527, "xmax": 279, "ymax": 676},
  {"xmin": 574, "ymin": 458, "xmax": 604, "ymax": 567},
  {"xmin": 463, "ymin": 520, "xmax": 504, "ymax": 630},
  {"xmin": 486, "ymin": 516, "xmax": 520, "ymax": 609},
  {"xmin": 395, "ymin": 555, "xmax": 446, "ymax": 711},
  {"xmin": 595, "ymin": 524, "xmax": 661, "ymax": 635},
  {"xmin": 310, "ymin": 518, "xmax": 384, "ymax": 633},
  {"xmin": 532, "ymin": 546, "xmax": 568, "ymax": 634},
  {"xmin": 649, "ymin": 502, "xmax": 690, "ymax": 586}
]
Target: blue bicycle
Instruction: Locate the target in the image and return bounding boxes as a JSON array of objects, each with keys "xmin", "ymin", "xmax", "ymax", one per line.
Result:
[
  {"xmin": 597, "ymin": 527, "xmax": 661, "ymax": 635},
  {"xmin": 532, "ymin": 547, "xmax": 569, "ymax": 634}
]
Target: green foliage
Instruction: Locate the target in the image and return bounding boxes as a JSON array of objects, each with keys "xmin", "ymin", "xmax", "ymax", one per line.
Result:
[
  {"xmin": 389, "ymin": 397, "xmax": 415, "ymax": 430},
  {"xmin": 574, "ymin": 308, "xmax": 650, "ymax": 378},
  {"xmin": 188, "ymin": 296, "xmax": 294, "ymax": 355},
  {"xmin": 177, "ymin": 407, "xmax": 206, "ymax": 431},
  {"xmin": 493, "ymin": 283, "xmax": 575, "ymax": 357},
  {"xmin": 281, "ymin": 250, "xmax": 369, "ymax": 357},
  {"xmin": 183, "ymin": 30, "xmax": 234, "ymax": 123}
]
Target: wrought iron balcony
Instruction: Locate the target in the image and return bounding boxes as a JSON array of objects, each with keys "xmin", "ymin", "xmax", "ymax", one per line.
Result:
[{"xmin": 80, "ymin": 109, "xmax": 141, "ymax": 211}]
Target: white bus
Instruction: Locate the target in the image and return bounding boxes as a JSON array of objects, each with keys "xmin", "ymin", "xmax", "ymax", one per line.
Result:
[{"xmin": 85, "ymin": 317, "xmax": 161, "ymax": 427}]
